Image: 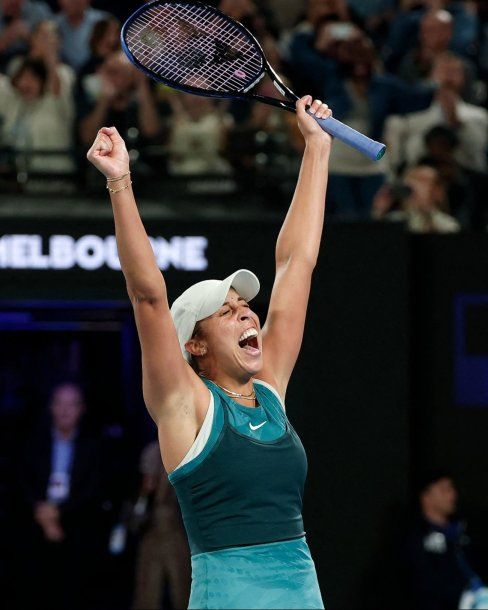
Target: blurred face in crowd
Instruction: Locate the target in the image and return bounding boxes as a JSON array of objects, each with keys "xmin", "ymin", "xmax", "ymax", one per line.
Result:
[
  {"xmin": 101, "ymin": 51, "xmax": 137, "ymax": 94},
  {"xmin": 30, "ymin": 21, "xmax": 61, "ymax": 55},
  {"xmin": 1, "ymin": 0, "xmax": 24, "ymax": 17},
  {"xmin": 49, "ymin": 383, "xmax": 85, "ymax": 436},
  {"xmin": 181, "ymin": 94, "xmax": 215, "ymax": 120},
  {"xmin": 315, "ymin": 23, "xmax": 375, "ymax": 78},
  {"xmin": 403, "ymin": 166, "xmax": 445, "ymax": 213},
  {"xmin": 420, "ymin": 10, "xmax": 453, "ymax": 51},
  {"xmin": 13, "ymin": 66, "xmax": 43, "ymax": 100},
  {"xmin": 218, "ymin": 0, "xmax": 256, "ymax": 20},
  {"xmin": 58, "ymin": 0, "xmax": 91, "ymax": 19},
  {"xmin": 432, "ymin": 54, "xmax": 466, "ymax": 92},
  {"xmin": 307, "ymin": 0, "xmax": 343, "ymax": 25},
  {"xmin": 92, "ymin": 18, "xmax": 120, "ymax": 57},
  {"xmin": 421, "ymin": 477, "xmax": 458, "ymax": 519}
]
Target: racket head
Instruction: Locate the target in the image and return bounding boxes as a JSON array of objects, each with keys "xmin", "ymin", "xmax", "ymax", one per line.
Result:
[{"xmin": 121, "ymin": 0, "xmax": 267, "ymax": 100}]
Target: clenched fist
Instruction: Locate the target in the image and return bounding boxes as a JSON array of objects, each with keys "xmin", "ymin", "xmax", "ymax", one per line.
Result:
[{"xmin": 86, "ymin": 126, "xmax": 130, "ymax": 180}]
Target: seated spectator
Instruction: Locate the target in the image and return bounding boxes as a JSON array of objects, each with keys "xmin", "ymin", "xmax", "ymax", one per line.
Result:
[
  {"xmin": 132, "ymin": 441, "xmax": 191, "ymax": 610},
  {"xmin": 0, "ymin": 0, "xmax": 52, "ymax": 71},
  {"xmin": 53, "ymin": 0, "xmax": 109, "ymax": 72},
  {"xmin": 77, "ymin": 15, "xmax": 119, "ymax": 89},
  {"xmin": 78, "ymin": 50, "xmax": 162, "ymax": 148},
  {"xmin": 290, "ymin": 23, "xmax": 433, "ymax": 217},
  {"xmin": 403, "ymin": 471, "xmax": 485, "ymax": 610},
  {"xmin": 17, "ymin": 382, "xmax": 105, "ymax": 610},
  {"xmin": 7, "ymin": 19, "xmax": 75, "ymax": 94},
  {"xmin": 0, "ymin": 56, "xmax": 75, "ymax": 173},
  {"xmin": 384, "ymin": 0, "xmax": 479, "ymax": 71},
  {"xmin": 419, "ymin": 126, "xmax": 488, "ymax": 230},
  {"xmin": 385, "ymin": 53, "xmax": 488, "ymax": 173},
  {"xmin": 372, "ymin": 164, "xmax": 460, "ymax": 233},
  {"xmin": 167, "ymin": 94, "xmax": 232, "ymax": 176}
]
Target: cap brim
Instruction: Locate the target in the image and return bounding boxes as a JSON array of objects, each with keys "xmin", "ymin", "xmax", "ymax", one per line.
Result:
[{"xmin": 197, "ymin": 269, "xmax": 260, "ymax": 321}]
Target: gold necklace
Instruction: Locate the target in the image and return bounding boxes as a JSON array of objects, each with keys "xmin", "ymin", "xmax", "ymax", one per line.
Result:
[{"xmin": 212, "ymin": 381, "xmax": 256, "ymax": 401}]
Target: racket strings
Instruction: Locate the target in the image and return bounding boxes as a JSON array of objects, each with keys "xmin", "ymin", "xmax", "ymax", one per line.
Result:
[{"xmin": 126, "ymin": 2, "xmax": 263, "ymax": 92}]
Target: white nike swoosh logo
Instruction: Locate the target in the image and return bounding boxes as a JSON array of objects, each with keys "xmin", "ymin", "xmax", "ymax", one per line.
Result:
[{"xmin": 249, "ymin": 421, "xmax": 267, "ymax": 431}]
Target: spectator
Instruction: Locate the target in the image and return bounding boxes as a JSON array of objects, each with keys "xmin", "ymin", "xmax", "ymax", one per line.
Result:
[
  {"xmin": 53, "ymin": 0, "xmax": 109, "ymax": 72},
  {"xmin": 0, "ymin": 0, "xmax": 52, "ymax": 70},
  {"xmin": 419, "ymin": 125, "xmax": 488, "ymax": 230},
  {"xmin": 280, "ymin": 0, "xmax": 350, "ymax": 69},
  {"xmin": 78, "ymin": 50, "xmax": 162, "ymax": 148},
  {"xmin": 132, "ymin": 441, "xmax": 191, "ymax": 610},
  {"xmin": 384, "ymin": 0, "xmax": 479, "ymax": 71},
  {"xmin": 167, "ymin": 94, "xmax": 232, "ymax": 176},
  {"xmin": 290, "ymin": 23, "xmax": 433, "ymax": 217},
  {"xmin": 372, "ymin": 164, "xmax": 460, "ymax": 233},
  {"xmin": 0, "ymin": 55, "xmax": 75, "ymax": 173},
  {"xmin": 403, "ymin": 471, "xmax": 484, "ymax": 610},
  {"xmin": 77, "ymin": 15, "xmax": 120, "ymax": 90},
  {"xmin": 398, "ymin": 9, "xmax": 455, "ymax": 84},
  {"xmin": 385, "ymin": 53, "xmax": 488, "ymax": 173},
  {"xmin": 7, "ymin": 19, "xmax": 75, "ymax": 95},
  {"xmin": 17, "ymin": 382, "xmax": 105, "ymax": 609},
  {"xmin": 219, "ymin": 0, "xmax": 279, "ymax": 40}
]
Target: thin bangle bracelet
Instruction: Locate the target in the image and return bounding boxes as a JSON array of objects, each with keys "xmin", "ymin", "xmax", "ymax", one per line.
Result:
[
  {"xmin": 106, "ymin": 171, "xmax": 131, "ymax": 183},
  {"xmin": 107, "ymin": 181, "xmax": 132, "ymax": 194}
]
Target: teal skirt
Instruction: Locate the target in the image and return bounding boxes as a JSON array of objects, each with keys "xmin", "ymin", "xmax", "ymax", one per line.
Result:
[{"xmin": 189, "ymin": 537, "xmax": 324, "ymax": 609}]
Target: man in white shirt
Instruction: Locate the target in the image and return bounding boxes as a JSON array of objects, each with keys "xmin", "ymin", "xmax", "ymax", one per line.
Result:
[{"xmin": 385, "ymin": 52, "xmax": 488, "ymax": 173}]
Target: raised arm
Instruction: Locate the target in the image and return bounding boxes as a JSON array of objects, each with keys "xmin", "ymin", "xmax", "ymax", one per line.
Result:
[
  {"xmin": 260, "ymin": 97, "xmax": 332, "ymax": 398},
  {"xmin": 86, "ymin": 127, "xmax": 207, "ymax": 471}
]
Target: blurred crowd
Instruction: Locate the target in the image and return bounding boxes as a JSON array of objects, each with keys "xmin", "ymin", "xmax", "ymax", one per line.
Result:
[{"xmin": 0, "ymin": 0, "xmax": 487, "ymax": 230}]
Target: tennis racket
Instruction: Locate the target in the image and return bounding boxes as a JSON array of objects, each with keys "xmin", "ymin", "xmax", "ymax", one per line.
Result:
[{"xmin": 121, "ymin": 0, "xmax": 386, "ymax": 161}]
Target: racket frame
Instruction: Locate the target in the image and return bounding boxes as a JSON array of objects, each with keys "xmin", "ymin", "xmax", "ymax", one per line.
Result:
[
  {"xmin": 121, "ymin": 0, "xmax": 300, "ymax": 112},
  {"xmin": 121, "ymin": 0, "xmax": 386, "ymax": 160}
]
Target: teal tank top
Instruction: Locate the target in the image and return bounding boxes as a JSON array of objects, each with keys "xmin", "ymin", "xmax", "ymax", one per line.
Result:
[{"xmin": 168, "ymin": 378, "xmax": 308, "ymax": 556}]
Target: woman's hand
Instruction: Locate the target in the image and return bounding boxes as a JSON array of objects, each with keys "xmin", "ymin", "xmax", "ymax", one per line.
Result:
[
  {"xmin": 296, "ymin": 96, "xmax": 333, "ymax": 148},
  {"xmin": 86, "ymin": 126, "xmax": 130, "ymax": 180}
]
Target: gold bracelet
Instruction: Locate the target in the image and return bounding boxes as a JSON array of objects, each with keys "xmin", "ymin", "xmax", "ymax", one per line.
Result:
[
  {"xmin": 106, "ymin": 171, "xmax": 131, "ymax": 183},
  {"xmin": 107, "ymin": 181, "xmax": 132, "ymax": 194}
]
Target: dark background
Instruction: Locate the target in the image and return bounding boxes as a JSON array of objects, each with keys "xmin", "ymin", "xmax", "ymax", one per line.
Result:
[{"xmin": 1, "ymin": 220, "xmax": 488, "ymax": 609}]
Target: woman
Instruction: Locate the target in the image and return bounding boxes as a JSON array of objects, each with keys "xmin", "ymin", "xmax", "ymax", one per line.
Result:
[
  {"xmin": 0, "ymin": 56, "xmax": 75, "ymax": 174},
  {"xmin": 87, "ymin": 94, "xmax": 332, "ymax": 609}
]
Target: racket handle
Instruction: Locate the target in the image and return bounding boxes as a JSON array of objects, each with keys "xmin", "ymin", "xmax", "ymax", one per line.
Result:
[{"xmin": 309, "ymin": 113, "xmax": 386, "ymax": 161}]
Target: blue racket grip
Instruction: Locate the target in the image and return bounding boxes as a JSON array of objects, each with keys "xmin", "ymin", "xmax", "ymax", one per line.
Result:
[{"xmin": 308, "ymin": 112, "xmax": 386, "ymax": 161}]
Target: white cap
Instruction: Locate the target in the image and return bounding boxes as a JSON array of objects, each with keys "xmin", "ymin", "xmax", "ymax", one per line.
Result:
[{"xmin": 170, "ymin": 269, "xmax": 260, "ymax": 361}]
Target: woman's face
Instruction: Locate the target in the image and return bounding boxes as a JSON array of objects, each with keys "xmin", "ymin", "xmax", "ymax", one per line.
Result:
[
  {"xmin": 197, "ymin": 288, "xmax": 263, "ymax": 378},
  {"xmin": 97, "ymin": 20, "xmax": 121, "ymax": 56},
  {"xmin": 31, "ymin": 21, "xmax": 60, "ymax": 53},
  {"xmin": 14, "ymin": 68, "xmax": 43, "ymax": 100}
]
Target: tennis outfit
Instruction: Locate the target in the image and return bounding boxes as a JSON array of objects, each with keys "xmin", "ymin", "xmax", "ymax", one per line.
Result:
[{"xmin": 168, "ymin": 378, "xmax": 324, "ymax": 609}]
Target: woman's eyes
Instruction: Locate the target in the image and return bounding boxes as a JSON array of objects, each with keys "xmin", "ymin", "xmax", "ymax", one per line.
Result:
[{"xmin": 220, "ymin": 303, "xmax": 249, "ymax": 316}]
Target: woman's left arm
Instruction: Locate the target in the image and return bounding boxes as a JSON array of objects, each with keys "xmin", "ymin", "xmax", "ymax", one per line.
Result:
[{"xmin": 260, "ymin": 96, "xmax": 332, "ymax": 399}]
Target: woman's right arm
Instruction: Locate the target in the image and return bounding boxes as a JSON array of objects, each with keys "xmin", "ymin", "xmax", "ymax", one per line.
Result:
[{"xmin": 86, "ymin": 127, "xmax": 207, "ymax": 462}]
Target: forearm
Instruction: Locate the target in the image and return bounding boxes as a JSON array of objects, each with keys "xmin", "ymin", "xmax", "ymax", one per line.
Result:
[
  {"xmin": 275, "ymin": 138, "xmax": 330, "ymax": 268},
  {"xmin": 80, "ymin": 99, "xmax": 110, "ymax": 145},
  {"xmin": 46, "ymin": 64, "xmax": 61, "ymax": 97},
  {"xmin": 110, "ymin": 182, "xmax": 166, "ymax": 302},
  {"xmin": 137, "ymin": 85, "xmax": 162, "ymax": 138}
]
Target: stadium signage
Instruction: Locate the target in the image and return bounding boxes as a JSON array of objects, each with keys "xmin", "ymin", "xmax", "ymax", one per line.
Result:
[{"xmin": 0, "ymin": 234, "xmax": 208, "ymax": 271}]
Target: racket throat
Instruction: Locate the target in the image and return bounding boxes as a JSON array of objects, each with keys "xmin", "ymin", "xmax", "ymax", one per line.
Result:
[{"xmin": 242, "ymin": 72, "xmax": 265, "ymax": 93}]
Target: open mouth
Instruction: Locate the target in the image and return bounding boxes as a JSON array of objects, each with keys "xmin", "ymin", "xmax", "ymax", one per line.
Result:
[{"xmin": 238, "ymin": 328, "xmax": 260, "ymax": 355}]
